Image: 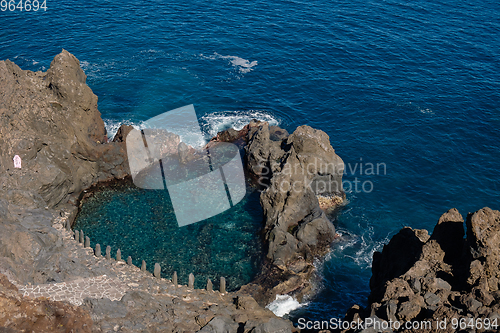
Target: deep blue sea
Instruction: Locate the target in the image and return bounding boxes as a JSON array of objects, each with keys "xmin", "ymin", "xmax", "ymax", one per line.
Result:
[{"xmin": 2, "ymin": 0, "xmax": 499, "ymax": 325}]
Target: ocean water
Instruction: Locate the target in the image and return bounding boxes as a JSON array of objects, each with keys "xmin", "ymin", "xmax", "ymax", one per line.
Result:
[{"xmin": 2, "ymin": 0, "xmax": 499, "ymax": 325}]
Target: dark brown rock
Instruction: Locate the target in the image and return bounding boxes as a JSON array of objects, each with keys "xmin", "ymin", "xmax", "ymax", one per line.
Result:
[
  {"xmin": 0, "ymin": 50, "xmax": 129, "ymax": 210},
  {"xmin": 397, "ymin": 300, "xmax": 421, "ymax": 321},
  {"xmin": 178, "ymin": 141, "xmax": 190, "ymax": 164},
  {"xmin": 344, "ymin": 207, "xmax": 500, "ymax": 333},
  {"xmin": 217, "ymin": 128, "xmax": 241, "ymax": 142},
  {"xmin": 0, "ymin": 52, "xmax": 295, "ymax": 333},
  {"xmin": 466, "ymin": 208, "xmax": 500, "ymax": 282},
  {"xmin": 370, "ymin": 227, "xmax": 428, "ymax": 302},
  {"xmin": 112, "ymin": 124, "xmax": 134, "ymax": 143},
  {"xmin": 212, "ymin": 121, "xmax": 346, "ymax": 305},
  {"xmin": 430, "ymin": 208, "xmax": 465, "ymax": 264},
  {"xmin": 0, "ymin": 273, "xmax": 93, "ymax": 332}
]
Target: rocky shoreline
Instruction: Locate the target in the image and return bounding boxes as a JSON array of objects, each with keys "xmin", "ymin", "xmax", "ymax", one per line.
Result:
[
  {"xmin": 335, "ymin": 207, "xmax": 500, "ymax": 333},
  {"xmin": 0, "ymin": 50, "xmax": 301, "ymax": 332},
  {"xmin": 209, "ymin": 121, "xmax": 345, "ymax": 306},
  {"xmin": 2, "ymin": 50, "xmax": 498, "ymax": 333},
  {"xmin": 0, "ymin": 50, "xmax": 346, "ymax": 332}
]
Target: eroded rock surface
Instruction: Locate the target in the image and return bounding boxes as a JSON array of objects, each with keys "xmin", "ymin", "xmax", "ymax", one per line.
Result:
[
  {"xmin": 0, "ymin": 273, "xmax": 94, "ymax": 332},
  {"xmin": 0, "ymin": 51, "xmax": 293, "ymax": 332},
  {"xmin": 341, "ymin": 207, "xmax": 500, "ymax": 333},
  {"xmin": 0, "ymin": 50, "xmax": 129, "ymax": 208},
  {"xmin": 0, "ymin": 49, "xmax": 130, "ymax": 286},
  {"xmin": 211, "ymin": 121, "xmax": 345, "ymax": 305}
]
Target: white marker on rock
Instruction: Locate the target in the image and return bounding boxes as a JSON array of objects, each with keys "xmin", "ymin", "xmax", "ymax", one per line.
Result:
[{"xmin": 13, "ymin": 155, "xmax": 21, "ymax": 169}]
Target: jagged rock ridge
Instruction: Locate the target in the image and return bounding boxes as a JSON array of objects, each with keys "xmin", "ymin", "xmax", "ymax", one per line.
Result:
[
  {"xmin": 343, "ymin": 207, "xmax": 500, "ymax": 333},
  {"xmin": 212, "ymin": 121, "xmax": 345, "ymax": 305}
]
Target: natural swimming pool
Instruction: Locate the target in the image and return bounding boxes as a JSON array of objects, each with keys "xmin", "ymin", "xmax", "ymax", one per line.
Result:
[{"xmin": 73, "ymin": 178, "xmax": 264, "ymax": 291}]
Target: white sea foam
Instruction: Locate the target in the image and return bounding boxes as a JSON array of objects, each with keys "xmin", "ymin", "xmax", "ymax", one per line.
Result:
[
  {"xmin": 202, "ymin": 52, "xmax": 258, "ymax": 74},
  {"xmin": 103, "ymin": 119, "xmax": 144, "ymax": 139},
  {"xmin": 199, "ymin": 110, "xmax": 280, "ymax": 138},
  {"xmin": 12, "ymin": 55, "xmax": 44, "ymax": 71},
  {"xmin": 322, "ymin": 226, "xmax": 389, "ymax": 269},
  {"xmin": 104, "ymin": 117, "xmax": 206, "ymax": 148},
  {"xmin": 347, "ymin": 234, "xmax": 387, "ymax": 267},
  {"xmin": 266, "ymin": 294, "xmax": 307, "ymax": 317},
  {"xmin": 80, "ymin": 60, "xmax": 116, "ymax": 79},
  {"xmin": 104, "ymin": 109, "xmax": 279, "ymax": 145},
  {"xmin": 397, "ymin": 101, "xmax": 435, "ymax": 115},
  {"xmin": 419, "ymin": 107, "xmax": 434, "ymax": 114},
  {"xmin": 80, "ymin": 60, "xmax": 100, "ymax": 79},
  {"xmin": 224, "ymin": 55, "xmax": 258, "ymax": 73}
]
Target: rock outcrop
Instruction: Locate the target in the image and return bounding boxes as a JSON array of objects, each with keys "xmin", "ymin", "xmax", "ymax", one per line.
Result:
[
  {"xmin": 0, "ymin": 50, "xmax": 132, "ymax": 290},
  {"xmin": 0, "ymin": 51, "xmax": 294, "ymax": 332},
  {"xmin": 0, "ymin": 273, "xmax": 94, "ymax": 332},
  {"xmin": 211, "ymin": 121, "xmax": 345, "ymax": 305},
  {"xmin": 0, "ymin": 49, "xmax": 130, "ymax": 286},
  {"xmin": 83, "ymin": 292, "xmax": 291, "ymax": 333},
  {"xmin": 0, "ymin": 50, "xmax": 130, "ymax": 209},
  {"xmin": 342, "ymin": 207, "xmax": 500, "ymax": 333}
]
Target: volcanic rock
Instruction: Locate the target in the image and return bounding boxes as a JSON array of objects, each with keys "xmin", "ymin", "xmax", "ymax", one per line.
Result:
[
  {"xmin": 213, "ymin": 121, "xmax": 345, "ymax": 305},
  {"xmin": 0, "ymin": 51, "xmax": 293, "ymax": 332},
  {"xmin": 0, "ymin": 273, "xmax": 93, "ymax": 332},
  {"xmin": 342, "ymin": 207, "xmax": 500, "ymax": 333}
]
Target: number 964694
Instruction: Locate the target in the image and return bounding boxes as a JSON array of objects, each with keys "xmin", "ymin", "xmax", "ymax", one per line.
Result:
[{"xmin": 1, "ymin": 0, "xmax": 47, "ymax": 11}]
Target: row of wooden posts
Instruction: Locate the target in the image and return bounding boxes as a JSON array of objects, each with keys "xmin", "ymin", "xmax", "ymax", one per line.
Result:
[{"xmin": 72, "ymin": 229, "xmax": 226, "ymax": 293}]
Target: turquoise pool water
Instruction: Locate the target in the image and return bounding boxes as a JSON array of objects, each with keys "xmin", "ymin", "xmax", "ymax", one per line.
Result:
[{"xmin": 73, "ymin": 179, "xmax": 264, "ymax": 291}]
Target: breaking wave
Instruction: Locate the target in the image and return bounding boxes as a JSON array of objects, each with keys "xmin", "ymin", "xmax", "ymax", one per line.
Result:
[
  {"xmin": 103, "ymin": 119, "xmax": 144, "ymax": 139},
  {"xmin": 266, "ymin": 294, "xmax": 308, "ymax": 317},
  {"xmin": 199, "ymin": 110, "xmax": 280, "ymax": 138}
]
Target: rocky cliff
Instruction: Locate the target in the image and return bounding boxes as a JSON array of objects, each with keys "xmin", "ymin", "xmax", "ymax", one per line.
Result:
[
  {"xmin": 210, "ymin": 121, "xmax": 345, "ymax": 305},
  {"xmin": 342, "ymin": 207, "xmax": 500, "ymax": 333},
  {"xmin": 0, "ymin": 50, "xmax": 130, "ymax": 208},
  {"xmin": 0, "ymin": 49, "xmax": 130, "ymax": 285},
  {"xmin": 0, "ymin": 51, "xmax": 294, "ymax": 332}
]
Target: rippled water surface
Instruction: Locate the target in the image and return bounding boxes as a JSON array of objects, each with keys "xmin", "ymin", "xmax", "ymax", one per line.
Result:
[
  {"xmin": 3, "ymin": 0, "xmax": 499, "ymax": 324},
  {"xmin": 73, "ymin": 180, "xmax": 263, "ymax": 291}
]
